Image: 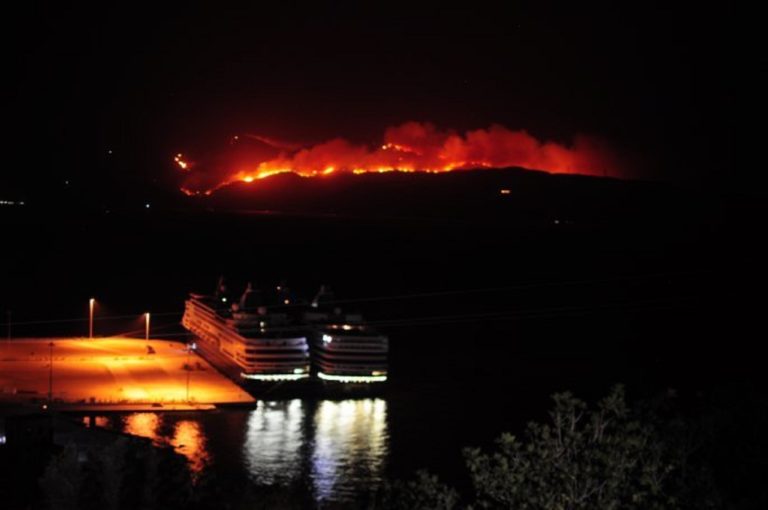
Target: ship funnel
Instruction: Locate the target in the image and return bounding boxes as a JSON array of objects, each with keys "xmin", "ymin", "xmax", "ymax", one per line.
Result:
[
  {"xmin": 311, "ymin": 285, "xmax": 335, "ymax": 308},
  {"xmin": 214, "ymin": 276, "xmax": 227, "ymax": 299},
  {"xmin": 239, "ymin": 282, "xmax": 253, "ymax": 310}
]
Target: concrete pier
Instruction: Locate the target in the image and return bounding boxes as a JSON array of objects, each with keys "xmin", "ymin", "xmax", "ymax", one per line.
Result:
[{"xmin": 0, "ymin": 338, "xmax": 255, "ymax": 409}]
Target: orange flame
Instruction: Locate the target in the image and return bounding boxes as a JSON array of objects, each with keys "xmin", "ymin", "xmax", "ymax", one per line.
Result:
[
  {"xmin": 177, "ymin": 122, "xmax": 619, "ymax": 194},
  {"xmin": 174, "ymin": 153, "xmax": 191, "ymax": 171}
]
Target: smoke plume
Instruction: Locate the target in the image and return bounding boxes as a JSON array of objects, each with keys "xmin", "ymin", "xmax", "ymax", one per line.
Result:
[{"xmin": 178, "ymin": 122, "xmax": 620, "ymax": 194}]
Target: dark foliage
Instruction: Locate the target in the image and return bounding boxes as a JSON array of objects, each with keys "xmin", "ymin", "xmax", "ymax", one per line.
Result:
[{"xmin": 376, "ymin": 386, "xmax": 729, "ymax": 510}]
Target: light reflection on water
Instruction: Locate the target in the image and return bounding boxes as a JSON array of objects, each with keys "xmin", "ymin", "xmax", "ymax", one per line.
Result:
[
  {"xmin": 243, "ymin": 399, "xmax": 305, "ymax": 485},
  {"xmin": 123, "ymin": 412, "xmax": 160, "ymax": 440},
  {"xmin": 116, "ymin": 413, "xmax": 210, "ymax": 475},
  {"xmin": 243, "ymin": 398, "xmax": 389, "ymax": 503},
  {"xmin": 172, "ymin": 420, "xmax": 210, "ymax": 474},
  {"xmin": 89, "ymin": 398, "xmax": 388, "ymax": 503},
  {"xmin": 310, "ymin": 399, "xmax": 388, "ymax": 501}
]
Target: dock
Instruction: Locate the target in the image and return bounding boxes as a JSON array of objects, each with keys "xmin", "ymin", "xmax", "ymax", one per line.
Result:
[{"xmin": 0, "ymin": 338, "xmax": 256, "ymax": 409}]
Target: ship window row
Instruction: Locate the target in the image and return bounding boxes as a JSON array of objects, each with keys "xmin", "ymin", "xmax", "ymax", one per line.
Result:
[
  {"xmin": 236, "ymin": 354, "xmax": 307, "ymax": 366},
  {"xmin": 316, "ymin": 358, "xmax": 387, "ymax": 365},
  {"xmin": 315, "ymin": 347, "xmax": 387, "ymax": 355},
  {"xmin": 187, "ymin": 305, "xmax": 218, "ymax": 318},
  {"xmin": 315, "ymin": 337, "xmax": 389, "ymax": 347},
  {"xmin": 243, "ymin": 339, "xmax": 307, "ymax": 347},
  {"xmin": 314, "ymin": 351, "xmax": 388, "ymax": 360},
  {"xmin": 243, "ymin": 355, "xmax": 308, "ymax": 362},
  {"xmin": 317, "ymin": 335, "xmax": 387, "ymax": 343},
  {"xmin": 245, "ymin": 348, "xmax": 309, "ymax": 355},
  {"xmin": 244, "ymin": 364, "xmax": 307, "ymax": 371},
  {"xmin": 314, "ymin": 348, "xmax": 388, "ymax": 356},
  {"xmin": 313, "ymin": 344, "xmax": 388, "ymax": 352},
  {"xmin": 316, "ymin": 365, "xmax": 388, "ymax": 373},
  {"xmin": 196, "ymin": 328, "xmax": 309, "ymax": 350}
]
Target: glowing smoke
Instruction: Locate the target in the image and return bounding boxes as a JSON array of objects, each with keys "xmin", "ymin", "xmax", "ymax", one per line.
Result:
[{"xmin": 178, "ymin": 122, "xmax": 620, "ymax": 195}]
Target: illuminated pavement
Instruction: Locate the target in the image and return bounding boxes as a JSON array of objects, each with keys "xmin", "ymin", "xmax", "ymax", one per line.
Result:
[{"xmin": 0, "ymin": 338, "xmax": 255, "ymax": 407}]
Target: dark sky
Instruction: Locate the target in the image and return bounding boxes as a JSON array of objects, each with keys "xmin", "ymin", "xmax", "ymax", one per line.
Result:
[{"xmin": 4, "ymin": 2, "xmax": 734, "ymax": 192}]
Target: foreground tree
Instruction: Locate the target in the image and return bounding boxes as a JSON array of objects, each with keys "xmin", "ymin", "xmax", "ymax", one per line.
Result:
[
  {"xmin": 38, "ymin": 437, "xmax": 195, "ymax": 510},
  {"xmin": 377, "ymin": 385, "xmax": 720, "ymax": 510},
  {"xmin": 38, "ymin": 444, "xmax": 83, "ymax": 510},
  {"xmin": 376, "ymin": 470, "xmax": 460, "ymax": 510},
  {"xmin": 466, "ymin": 385, "xmax": 696, "ymax": 509}
]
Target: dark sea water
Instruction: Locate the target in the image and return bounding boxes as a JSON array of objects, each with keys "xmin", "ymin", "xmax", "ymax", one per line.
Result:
[
  {"xmin": 81, "ymin": 399, "xmax": 388, "ymax": 505},
  {"xmin": 2, "ymin": 188, "xmax": 763, "ymax": 506}
]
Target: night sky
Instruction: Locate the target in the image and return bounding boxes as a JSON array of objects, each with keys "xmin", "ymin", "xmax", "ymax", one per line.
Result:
[{"xmin": 4, "ymin": 3, "xmax": 734, "ymax": 194}]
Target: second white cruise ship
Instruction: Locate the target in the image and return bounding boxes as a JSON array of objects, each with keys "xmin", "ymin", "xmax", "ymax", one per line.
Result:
[{"xmin": 303, "ymin": 286, "xmax": 389, "ymax": 385}]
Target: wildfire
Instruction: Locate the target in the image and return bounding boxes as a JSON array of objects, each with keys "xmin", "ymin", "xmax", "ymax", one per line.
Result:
[
  {"xmin": 174, "ymin": 153, "xmax": 190, "ymax": 171},
  {"xmin": 176, "ymin": 122, "xmax": 618, "ymax": 195}
]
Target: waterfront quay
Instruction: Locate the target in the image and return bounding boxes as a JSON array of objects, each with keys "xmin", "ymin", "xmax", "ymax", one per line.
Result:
[{"xmin": 0, "ymin": 338, "xmax": 255, "ymax": 410}]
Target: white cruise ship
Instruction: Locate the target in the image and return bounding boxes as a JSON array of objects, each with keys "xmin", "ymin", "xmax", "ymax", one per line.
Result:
[
  {"xmin": 181, "ymin": 280, "xmax": 310, "ymax": 382},
  {"xmin": 303, "ymin": 286, "xmax": 389, "ymax": 384}
]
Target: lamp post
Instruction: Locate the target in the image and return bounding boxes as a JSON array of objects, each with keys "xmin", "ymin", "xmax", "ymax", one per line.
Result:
[
  {"xmin": 48, "ymin": 341, "xmax": 54, "ymax": 403},
  {"xmin": 89, "ymin": 298, "xmax": 95, "ymax": 339},
  {"xmin": 185, "ymin": 343, "xmax": 191, "ymax": 403},
  {"xmin": 145, "ymin": 312, "xmax": 150, "ymax": 341}
]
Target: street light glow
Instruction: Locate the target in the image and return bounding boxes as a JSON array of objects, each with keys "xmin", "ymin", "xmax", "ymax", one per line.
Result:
[{"xmin": 89, "ymin": 298, "xmax": 95, "ymax": 339}]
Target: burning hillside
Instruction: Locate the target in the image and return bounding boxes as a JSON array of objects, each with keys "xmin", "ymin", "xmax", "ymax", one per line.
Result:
[{"xmin": 177, "ymin": 122, "xmax": 620, "ymax": 195}]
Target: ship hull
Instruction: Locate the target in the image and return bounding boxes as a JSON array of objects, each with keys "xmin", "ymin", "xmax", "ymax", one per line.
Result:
[
  {"xmin": 181, "ymin": 293, "xmax": 390, "ymax": 397},
  {"xmin": 188, "ymin": 331, "xmax": 312, "ymax": 397},
  {"xmin": 182, "ymin": 297, "xmax": 311, "ymax": 397}
]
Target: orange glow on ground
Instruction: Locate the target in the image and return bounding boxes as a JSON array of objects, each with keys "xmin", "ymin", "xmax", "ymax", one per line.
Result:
[{"xmin": 0, "ymin": 338, "xmax": 254, "ymax": 406}]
